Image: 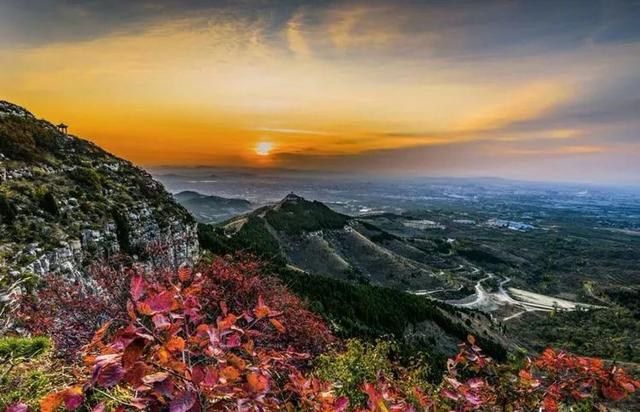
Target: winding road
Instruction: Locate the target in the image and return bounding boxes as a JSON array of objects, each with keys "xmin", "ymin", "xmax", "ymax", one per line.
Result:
[{"xmin": 443, "ymin": 271, "xmax": 601, "ymax": 321}]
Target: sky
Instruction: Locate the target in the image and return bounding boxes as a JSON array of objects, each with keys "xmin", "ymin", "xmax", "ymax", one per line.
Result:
[{"xmin": 1, "ymin": 0, "xmax": 640, "ymax": 184}]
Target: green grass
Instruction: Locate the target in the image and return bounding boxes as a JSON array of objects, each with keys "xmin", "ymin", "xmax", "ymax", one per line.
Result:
[
  {"xmin": 0, "ymin": 336, "xmax": 72, "ymax": 410},
  {"xmin": 199, "ymin": 218, "xmax": 283, "ymax": 261},
  {"xmin": 265, "ymin": 199, "xmax": 349, "ymax": 234},
  {"xmin": 0, "ymin": 336, "xmax": 51, "ymax": 360}
]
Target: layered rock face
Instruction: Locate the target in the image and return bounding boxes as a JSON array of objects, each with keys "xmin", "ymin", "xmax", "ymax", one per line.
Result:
[{"xmin": 0, "ymin": 101, "xmax": 199, "ymax": 285}]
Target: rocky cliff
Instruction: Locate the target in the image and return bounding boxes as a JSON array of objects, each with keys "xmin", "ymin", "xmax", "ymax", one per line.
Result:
[{"xmin": 0, "ymin": 101, "xmax": 199, "ymax": 288}]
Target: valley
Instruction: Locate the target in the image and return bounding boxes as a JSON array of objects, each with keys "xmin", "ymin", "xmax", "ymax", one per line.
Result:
[{"xmin": 165, "ymin": 168, "xmax": 640, "ymax": 364}]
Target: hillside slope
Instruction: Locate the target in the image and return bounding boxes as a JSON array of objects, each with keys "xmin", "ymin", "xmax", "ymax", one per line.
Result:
[
  {"xmin": 208, "ymin": 193, "xmax": 450, "ymax": 290},
  {"xmin": 0, "ymin": 101, "xmax": 199, "ymax": 285},
  {"xmin": 198, "ymin": 193, "xmax": 510, "ymax": 358}
]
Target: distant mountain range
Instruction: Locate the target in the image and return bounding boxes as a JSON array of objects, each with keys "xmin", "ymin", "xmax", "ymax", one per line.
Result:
[{"xmin": 173, "ymin": 190, "xmax": 252, "ymax": 223}]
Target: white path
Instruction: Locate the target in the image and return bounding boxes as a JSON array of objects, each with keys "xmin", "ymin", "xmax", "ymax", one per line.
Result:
[{"xmin": 445, "ymin": 273, "xmax": 602, "ymax": 321}]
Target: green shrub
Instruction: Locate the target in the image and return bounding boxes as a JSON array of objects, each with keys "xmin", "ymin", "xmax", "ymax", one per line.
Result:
[
  {"xmin": 314, "ymin": 338, "xmax": 432, "ymax": 407},
  {"xmin": 0, "ymin": 336, "xmax": 71, "ymax": 410},
  {"xmin": 199, "ymin": 219, "xmax": 284, "ymax": 261},
  {"xmin": 0, "ymin": 192, "xmax": 17, "ymax": 225},
  {"xmin": 69, "ymin": 167, "xmax": 102, "ymax": 193},
  {"xmin": 265, "ymin": 198, "xmax": 349, "ymax": 234},
  {"xmin": 112, "ymin": 207, "xmax": 133, "ymax": 254},
  {"xmin": 39, "ymin": 191, "xmax": 60, "ymax": 217},
  {"xmin": 315, "ymin": 339, "xmax": 395, "ymax": 405},
  {"xmin": 0, "ymin": 336, "xmax": 51, "ymax": 360},
  {"xmin": 0, "ymin": 115, "xmax": 64, "ymax": 162}
]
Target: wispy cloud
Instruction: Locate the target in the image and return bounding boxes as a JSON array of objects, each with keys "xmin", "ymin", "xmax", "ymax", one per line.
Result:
[
  {"xmin": 253, "ymin": 127, "xmax": 336, "ymax": 136},
  {"xmin": 286, "ymin": 10, "xmax": 311, "ymax": 57},
  {"xmin": 501, "ymin": 145, "xmax": 609, "ymax": 156}
]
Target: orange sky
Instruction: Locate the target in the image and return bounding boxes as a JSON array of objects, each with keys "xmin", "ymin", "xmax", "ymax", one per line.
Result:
[{"xmin": 1, "ymin": 1, "xmax": 639, "ymax": 183}]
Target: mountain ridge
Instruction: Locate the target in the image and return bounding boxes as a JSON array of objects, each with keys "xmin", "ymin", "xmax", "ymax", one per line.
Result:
[
  {"xmin": 210, "ymin": 193, "xmax": 449, "ymax": 290},
  {"xmin": 0, "ymin": 101, "xmax": 199, "ymax": 288}
]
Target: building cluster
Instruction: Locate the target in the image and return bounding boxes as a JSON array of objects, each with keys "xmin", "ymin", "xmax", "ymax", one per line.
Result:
[{"xmin": 486, "ymin": 218, "xmax": 534, "ymax": 232}]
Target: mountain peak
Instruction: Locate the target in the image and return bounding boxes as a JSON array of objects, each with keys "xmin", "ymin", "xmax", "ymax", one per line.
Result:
[{"xmin": 282, "ymin": 192, "xmax": 304, "ymax": 202}]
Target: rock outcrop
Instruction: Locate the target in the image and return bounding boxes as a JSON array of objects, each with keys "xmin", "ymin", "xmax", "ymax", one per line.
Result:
[{"xmin": 0, "ymin": 101, "xmax": 199, "ymax": 287}]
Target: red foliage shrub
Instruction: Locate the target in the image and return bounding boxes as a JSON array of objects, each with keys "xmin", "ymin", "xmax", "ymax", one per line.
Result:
[
  {"xmin": 193, "ymin": 256, "xmax": 334, "ymax": 354},
  {"xmin": 15, "ymin": 254, "xmax": 640, "ymax": 411},
  {"xmin": 42, "ymin": 263, "xmax": 346, "ymax": 411},
  {"xmin": 18, "ymin": 255, "xmax": 333, "ymax": 360},
  {"xmin": 17, "ymin": 263, "xmax": 132, "ymax": 359},
  {"xmin": 333, "ymin": 335, "xmax": 640, "ymax": 411},
  {"xmin": 430, "ymin": 335, "xmax": 639, "ymax": 411}
]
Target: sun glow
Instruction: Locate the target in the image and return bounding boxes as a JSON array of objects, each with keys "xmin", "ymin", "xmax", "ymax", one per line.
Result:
[{"xmin": 255, "ymin": 141, "xmax": 274, "ymax": 156}]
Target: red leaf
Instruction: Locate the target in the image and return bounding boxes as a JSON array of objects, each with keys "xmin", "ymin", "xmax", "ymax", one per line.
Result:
[
  {"xmin": 602, "ymin": 384, "xmax": 626, "ymax": 401},
  {"xmin": 91, "ymin": 402, "xmax": 106, "ymax": 412},
  {"xmin": 40, "ymin": 391, "xmax": 64, "ymax": 412},
  {"xmin": 217, "ymin": 314, "xmax": 237, "ymax": 330},
  {"xmin": 334, "ymin": 396, "xmax": 349, "ymax": 411},
  {"xmin": 464, "ymin": 391, "xmax": 481, "ymax": 406},
  {"xmin": 130, "ymin": 274, "xmax": 145, "ymax": 301},
  {"xmin": 152, "ymin": 314, "xmax": 171, "ymax": 329},
  {"xmin": 203, "ymin": 366, "xmax": 219, "ymax": 386},
  {"xmin": 254, "ymin": 295, "xmax": 270, "ymax": 319},
  {"xmin": 6, "ymin": 403, "xmax": 28, "ymax": 412},
  {"xmin": 170, "ymin": 391, "xmax": 196, "ymax": 412},
  {"xmin": 219, "ymin": 301, "xmax": 228, "ymax": 316},
  {"xmin": 178, "ymin": 267, "xmax": 192, "ymax": 282},
  {"xmin": 221, "ymin": 366, "xmax": 240, "ymax": 381},
  {"xmin": 62, "ymin": 386, "xmax": 84, "ymax": 410},
  {"xmin": 123, "ymin": 361, "xmax": 147, "ymax": 386},
  {"xmin": 142, "ymin": 371, "xmax": 170, "ymax": 384},
  {"xmin": 247, "ymin": 372, "xmax": 269, "ymax": 393},
  {"xmin": 95, "ymin": 362, "xmax": 124, "ymax": 387},
  {"xmin": 154, "ymin": 378, "xmax": 175, "ymax": 397},
  {"xmin": 269, "ymin": 318, "xmax": 286, "ymax": 333},
  {"xmin": 127, "ymin": 300, "xmax": 137, "ymax": 321},
  {"xmin": 225, "ymin": 333, "xmax": 241, "ymax": 348},
  {"xmin": 139, "ymin": 291, "xmax": 175, "ymax": 315},
  {"xmin": 89, "ymin": 321, "xmax": 112, "ymax": 347},
  {"xmin": 542, "ymin": 396, "xmax": 558, "ymax": 412},
  {"xmin": 129, "ymin": 398, "xmax": 148, "ymax": 410},
  {"xmin": 440, "ymin": 388, "xmax": 459, "ymax": 401},
  {"xmin": 122, "ymin": 338, "xmax": 146, "ymax": 369},
  {"xmin": 165, "ymin": 335, "xmax": 185, "ymax": 353},
  {"xmin": 191, "ymin": 366, "xmax": 205, "ymax": 385}
]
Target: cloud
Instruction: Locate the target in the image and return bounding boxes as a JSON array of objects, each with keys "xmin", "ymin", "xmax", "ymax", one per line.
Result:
[
  {"xmin": 324, "ymin": 4, "xmax": 402, "ymax": 50},
  {"xmin": 253, "ymin": 127, "xmax": 335, "ymax": 136},
  {"xmin": 455, "ymin": 82, "xmax": 572, "ymax": 132},
  {"xmin": 286, "ymin": 10, "xmax": 311, "ymax": 57},
  {"xmin": 271, "ymin": 139, "xmax": 639, "ymax": 184},
  {"xmin": 500, "ymin": 145, "xmax": 609, "ymax": 156},
  {"xmin": 2, "ymin": 0, "xmax": 640, "ymax": 183}
]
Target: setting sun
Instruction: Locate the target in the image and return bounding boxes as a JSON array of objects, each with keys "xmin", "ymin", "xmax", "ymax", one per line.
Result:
[{"xmin": 255, "ymin": 141, "xmax": 274, "ymax": 156}]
